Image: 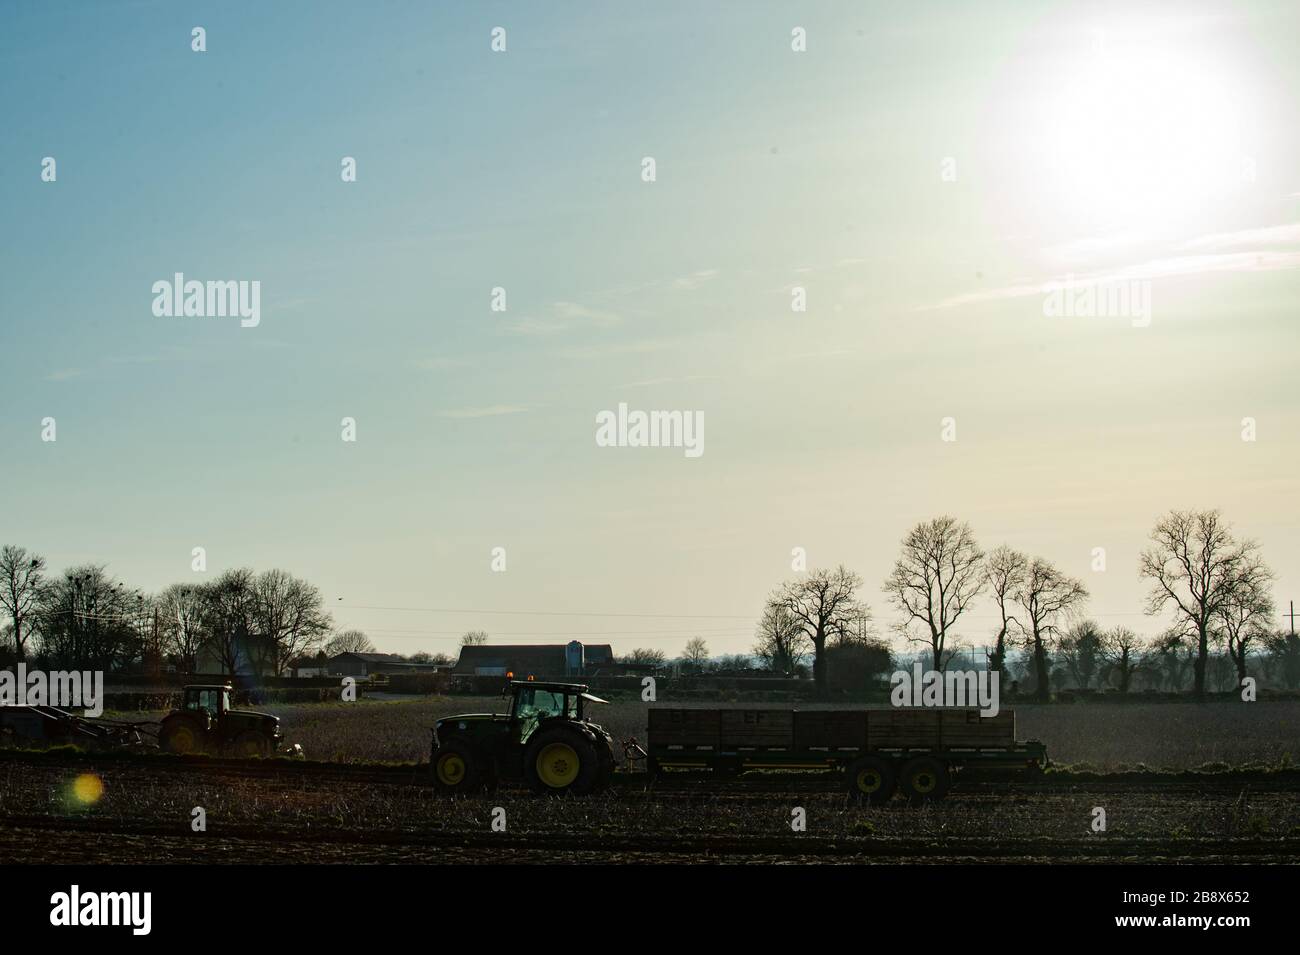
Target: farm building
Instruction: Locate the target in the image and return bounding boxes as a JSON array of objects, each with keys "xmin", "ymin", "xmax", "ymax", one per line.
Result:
[
  {"xmin": 194, "ymin": 635, "xmax": 281, "ymax": 677},
  {"xmin": 328, "ymin": 652, "xmax": 445, "ymax": 677},
  {"xmin": 451, "ymin": 641, "xmax": 614, "ymax": 679}
]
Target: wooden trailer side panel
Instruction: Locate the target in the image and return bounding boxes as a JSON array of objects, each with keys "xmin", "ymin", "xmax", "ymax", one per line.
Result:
[
  {"xmin": 867, "ymin": 709, "xmax": 943, "ymax": 748},
  {"xmin": 720, "ymin": 709, "xmax": 794, "ymax": 747},
  {"xmin": 938, "ymin": 709, "xmax": 1015, "ymax": 747},
  {"xmin": 793, "ymin": 710, "xmax": 868, "ymax": 748},
  {"xmin": 647, "ymin": 708, "xmax": 721, "ymax": 747}
]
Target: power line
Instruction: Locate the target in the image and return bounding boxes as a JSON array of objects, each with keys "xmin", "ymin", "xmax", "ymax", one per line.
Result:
[{"xmin": 333, "ymin": 602, "xmax": 756, "ymax": 620}]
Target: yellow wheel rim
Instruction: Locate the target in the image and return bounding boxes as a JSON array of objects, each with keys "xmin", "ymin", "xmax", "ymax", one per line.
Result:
[
  {"xmin": 912, "ymin": 771, "xmax": 937, "ymax": 794},
  {"xmin": 856, "ymin": 769, "xmax": 882, "ymax": 793},
  {"xmin": 536, "ymin": 742, "xmax": 580, "ymax": 788},
  {"xmin": 171, "ymin": 726, "xmax": 196, "ymax": 753},
  {"xmin": 436, "ymin": 753, "xmax": 466, "ymax": 786}
]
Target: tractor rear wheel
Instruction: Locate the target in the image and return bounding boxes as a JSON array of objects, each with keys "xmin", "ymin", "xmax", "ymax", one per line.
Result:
[
  {"xmin": 524, "ymin": 729, "xmax": 600, "ymax": 796},
  {"xmin": 899, "ymin": 756, "xmax": 950, "ymax": 803},
  {"xmin": 432, "ymin": 740, "xmax": 483, "ymax": 793},
  {"xmin": 160, "ymin": 719, "xmax": 205, "ymax": 755},
  {"xmin": 231, "ymin": 730, "xmax": 271, "ymax": 759},
  {"xmin": 845, "ymin": 755, "xmax": 897, "ymax": 804}
]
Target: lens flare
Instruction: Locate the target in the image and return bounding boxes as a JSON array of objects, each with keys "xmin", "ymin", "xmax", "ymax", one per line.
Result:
[{"xmin": 71, "ymin": 773, "xmax": 104, "ymax": 805}]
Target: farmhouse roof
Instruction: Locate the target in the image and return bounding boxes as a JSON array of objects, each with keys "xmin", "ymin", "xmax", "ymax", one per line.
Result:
[{"xmin": 451, "ymin": 643, "xmax": 614, "ymax": 676}]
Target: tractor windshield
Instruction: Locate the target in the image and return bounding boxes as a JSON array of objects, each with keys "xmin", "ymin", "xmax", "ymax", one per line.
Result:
[
  {"xmin": 186, "ymin": 688, "xmax": 224, "ymax": 716},
  {"xmin": 514, "ymin": 688, "xmax": 574, "ymax": 721}
]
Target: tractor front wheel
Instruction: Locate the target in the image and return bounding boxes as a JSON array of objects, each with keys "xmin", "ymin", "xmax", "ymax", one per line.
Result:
[
  {"xmin": 432, "ymin": 740, "xmax": 483, "ymax": 793},
  {"xmin": 231, "ymin": 730, "xmax": 271, "ymax": 759},
  {"xmin": 524, "ymin": 729, "xmax": 600, "ymax": 796}
]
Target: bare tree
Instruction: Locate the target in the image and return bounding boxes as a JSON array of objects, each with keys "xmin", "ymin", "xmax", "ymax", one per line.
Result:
[
  {"xmin": 251, "ymin": 569, "xmax": 332, "ymax": 675},
  {"xmin": 1100, "ymin": 626, "xmax": 1144, "ymax": 694},
  {"xmin": 620, "ymin": 647, "xmax": 667, "ymax": 667},
  {"xmin": 773, "ymin": 565, "xmax": 864, "ymax": 696},
  {"xmin": 157, "ymin": 583, "xmax": 208, "ymax": 674},
  {"xmin": 883, "ymin": 517, "xmax": 986, "ymax": 671},
  {"xmin": 461, "ymin": 630, "xmax": 488, "ymax": 646},
  {"xmin": 0, "ymin": 545, "xmax": 46, "ymax": 661},
  {"xmin": 1139, "ymin": 509, "xmax": 1264, "ymax": 698},
  {"xmin": 753, "ymin": 599, "xmax": 811, "ymax": 674},
  {"xmin": 1056, "ymin": 620, "xmax": 1104, "ymax": 689},
  {"xmin": 1015, "ymin": 557, "xmax": 1088, "ymax": 702},
  {"xmin": 1216, "ymin": 552, "xmax": 1274, "ymax": 684},
  {"xmin": 202, "ymin": 568, "xmax": 257, "ymax": 676},
  {"xmin": 681, "ymin": 637, "xmax": 710, "ymax": 673},
  {"xmin": 38, "ymin": 565, "xmax": 143, "ymax": 670},
  {"xmin": 983, "ymin": 545, "xmax": 1026, "ymax": 674},
  {"xmin": 1263, "ymin": 630, "xmax": 1300, "ymax": 689},
  {"xmin": 325, "ymin": 629, "xmax": 375, "ymax": 656}
]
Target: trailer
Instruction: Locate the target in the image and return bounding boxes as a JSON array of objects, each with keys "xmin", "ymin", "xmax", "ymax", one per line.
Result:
[
  {"xmin": 646, "ymin": 706, "xmax": 1046, "ymax": 802},
  {"xmin": 0, "ymin": 705, "xmax": 154, "ymax": 751}
]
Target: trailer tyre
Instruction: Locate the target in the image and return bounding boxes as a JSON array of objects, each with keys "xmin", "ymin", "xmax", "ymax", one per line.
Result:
[
  {"xmin": 899, "ymin": 756, "xmax": 950, "ymax": 803},
  {"xmin": 845, "ymin": 755, "xmax": 897, "ymax": 804},
  {"xmin": 432, "ymin": 739, "xmax": 483, "ymax": 793},
  {"xmin": 525, "ymin": 728, "xmax": 600, "ymax": 796}
]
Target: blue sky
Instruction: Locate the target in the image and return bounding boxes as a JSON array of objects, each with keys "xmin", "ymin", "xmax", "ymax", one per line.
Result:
[{"xmin": 2, "ymin": 1, "xmax": 1298, "ymax": 657}]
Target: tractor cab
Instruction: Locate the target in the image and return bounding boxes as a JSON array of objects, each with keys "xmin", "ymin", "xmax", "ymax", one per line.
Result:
[
  {"xmin": 181, "ymin": 685, "xmax": 232, "ymax": 727},
  {"xmin": 506, "ymin": 682, "xmax": 600, "ymax": 746}
]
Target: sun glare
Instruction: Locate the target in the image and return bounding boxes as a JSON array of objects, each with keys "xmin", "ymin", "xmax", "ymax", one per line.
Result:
[{"xmin": 1027, "ymin": 24, "xmax": 1256, "ymax": 236}]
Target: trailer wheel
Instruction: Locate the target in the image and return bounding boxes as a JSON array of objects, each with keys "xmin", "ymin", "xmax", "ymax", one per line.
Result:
[
  {"xmin": 432, "ymin": 739, "xmax": 483, "ymax": 793},
  {"xmin": 525, "ymin": 728, "xmax": 600, "ymax": 796},
  {"xmin": 845, "ymin": 755, "xmax": 897, "ymax": 804},
  {"xmin": 899, "ymin": 756, "xmax": 950, "ymax": 803}
]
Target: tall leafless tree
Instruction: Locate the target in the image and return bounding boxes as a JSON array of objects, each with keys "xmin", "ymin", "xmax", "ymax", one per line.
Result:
[
  {"xmin": 772, "ymin": 565, "xmax": 864, "ymax": 696},
  {"xmin": 1056, "ymin": 619, "xmax": 1104, "ymax": 689},
  {"xmin": 753, "ymin": 599, "xmax": 811, "ymax": 674},
  {"xmin": 157, "ymin": 582, "xmax": 208, "ymax": 674},
  {"xmin": 202, "ymin": 568, "xmax": 257, "ymax": 676},
  {"xmin": 681, "ymin": 636, "xmax": 710, "ymax": 673},
  {"xmin": 0, "ymin": 545, "xmax": 46, "ymax": 661},
  {"xmin": 1139, "ymin": 509, "xmax": 1264, "ymax": 698},
  {"xmin": 1015, "ymin": 557, "xmax": 1088, "ymax": 702},
  {"xmin": 1216, "ymin": 552, "xmax": 1275, "ymax": 684},
  {"xmin": 461, "ymin": 630, "xmax": 488, "ymax": 646},
  {"xmin": 251, "ymin": 569, "xmax": 332, "ymax": 675},
  {"xmin": 983, "ymin": 544, "xmax": 1026, "ymax": 674},
  {"xmin": 883, "ymin": 517, "xmax": 986, "ymax": 671},
  {"xmin": 38, "ymin": 565, "xmax": 142, "ymax": 669},
  {"xmin": 1100, "ymin": 626, "xmax": 1144, "ymax": 694}
]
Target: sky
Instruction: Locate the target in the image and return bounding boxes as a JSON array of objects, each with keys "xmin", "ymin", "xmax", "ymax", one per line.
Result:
[{"xmin": 2, "ymin": 0, "xmax": 1298, "ymax": 661}]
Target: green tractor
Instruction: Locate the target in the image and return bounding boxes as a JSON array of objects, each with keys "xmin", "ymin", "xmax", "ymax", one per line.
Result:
[
  {"xmin": 158, "ymin": 684, "xmax": 282, "ymax": 758},
  {"xmin": 431, "ymin": 681, "xmax": 617, "ymax": 796}
]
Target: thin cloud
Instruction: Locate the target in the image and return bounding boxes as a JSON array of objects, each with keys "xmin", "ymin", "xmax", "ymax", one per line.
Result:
[
  {"xmin": 922, "ymin": 251, "xmax": 1300, "ymax": 311},
  {"xmin": 671, "ymin": 269, "xmax": 719, "ymax": 291},
  {"xmin": 503, "ymin": 301, "xmax": 620, "ymax": 337},
  {"xmin": 1180, "ymin": 222, "xmax": 1300, "ymax": 251},
  {"xmin": 436, "ymin": 405, "xmax": 529, "ymax": 419}
]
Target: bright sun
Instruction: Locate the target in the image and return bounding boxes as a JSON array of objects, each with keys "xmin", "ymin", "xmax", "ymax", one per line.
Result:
[{"xmin": 1026, "ymin": 26, "xmax": 1256, "ymax": 237}]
